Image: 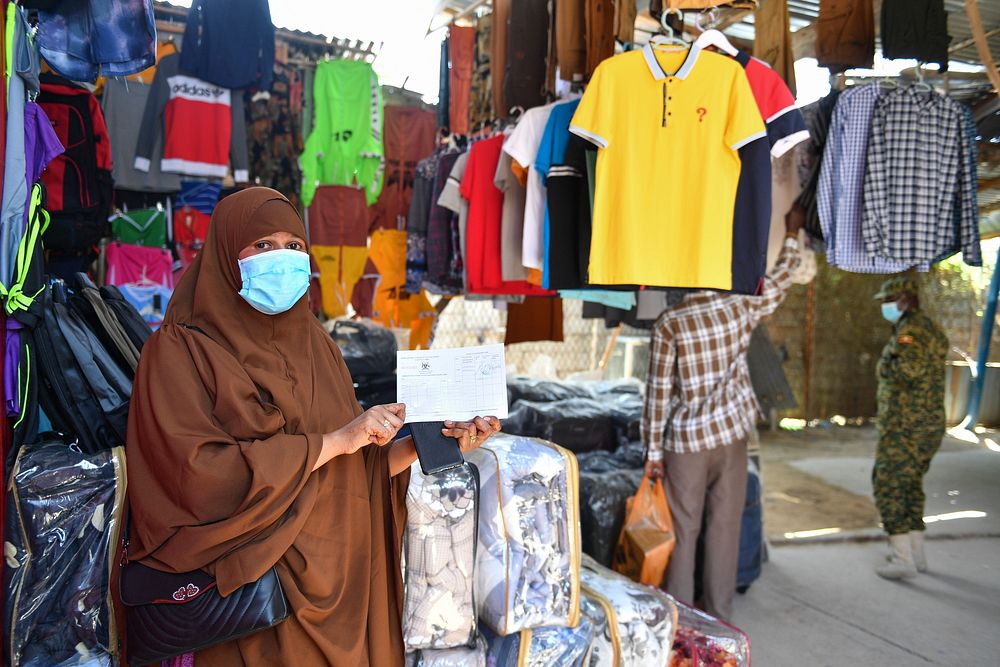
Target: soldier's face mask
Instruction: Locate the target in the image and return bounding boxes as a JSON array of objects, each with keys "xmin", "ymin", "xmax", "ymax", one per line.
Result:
[{"xmin": 881, "ymin": 301, "xmax": 903, "ymax": 323}]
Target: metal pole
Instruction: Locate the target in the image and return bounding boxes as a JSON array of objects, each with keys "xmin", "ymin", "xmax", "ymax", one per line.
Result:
[{"xmin": 963, "ymin": 243, "xmax": 1000, "ymax": 428}]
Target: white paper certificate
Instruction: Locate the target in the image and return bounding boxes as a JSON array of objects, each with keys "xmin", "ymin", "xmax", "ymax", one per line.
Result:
[{"xmin": 396, "ymin": 344, "xmax": 509, "ymax": 423}]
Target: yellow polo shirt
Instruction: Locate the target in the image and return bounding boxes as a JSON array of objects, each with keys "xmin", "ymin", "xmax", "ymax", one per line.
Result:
[{"xmin": 570, "ymin": 45, "xmax": 766, "ymax": 289}]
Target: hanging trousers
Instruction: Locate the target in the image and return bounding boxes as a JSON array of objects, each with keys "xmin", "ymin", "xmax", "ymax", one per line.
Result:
[{"xmin": 664, "ymin": 438, "xmax": 748, "ymax": 622}]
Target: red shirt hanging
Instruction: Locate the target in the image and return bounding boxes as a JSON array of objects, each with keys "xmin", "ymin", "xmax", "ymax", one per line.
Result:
[{"xmin": 460, "ymin": 134, "xmax": 555, "ymax": 296}]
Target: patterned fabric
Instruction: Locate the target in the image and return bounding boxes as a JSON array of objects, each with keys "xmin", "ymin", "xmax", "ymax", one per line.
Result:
[
  {"xmin": 953, "ymin": 106, "xmax": 982, "ymax": 265},
  {"xmin": 877, "ymin": 308, "xmax": 948, "ymax": 435},
  {"xmin": 581, "ymin": 593, "xmax": 614, "ymax": 667},
  {"xmin": 425, "ymin": 151, "xmax": 463, "ymax": 295},
  {"xmin": 672, "ymin": 598, "xmax": 750, "ymax": 666},
  {"xmin": 794, "ymin": 91, "xmax": 840, "ymax": 245},
  {"xmin": 162, "ymin": 653, "xmax": 195, "ymax": 667},
  {"xmin": 403, "ymin": 464, "xmax": 478, "ymax": 651},
  {"xmin": 246, "ymin": 62, "xmax": 303, "ymax": 210},
  {"xmin": 817, "ymin": 84, "xmax": 926, "ymax": 273},
  {"xmin": 642, "ymin": 239, "xmax": 800, "ymax": 460},
  {"xmin": 464, "ymin": 434, "xmax": 581, "ymax": 636},
  {"xmin": 470, "ymin": 14, "xmax": 494, "ymax": 128},
  {"xmin": 412, "ymin": 636, "xmax": 488, "ymax": 666},
  {"xmin": 580, "ymin": 555, "xmax": 678, "ymax": 666},
  {"xmin": 176, "ymin": 181, "xmax": 221, "ymax": 215},
  {"xmin": 862, "ymin": 86, "xmax": 980, "ymax": 265},
  {"xmin": 482, "ymin": 617, "xmax": 595, "ymax": 667},
  {"xmin": 406, "ymin": 154, "xmax": 438, "ymax": 293},
  {"xmin": 874, "ymin": 429, "xmax": 942, "ymax": 535}
]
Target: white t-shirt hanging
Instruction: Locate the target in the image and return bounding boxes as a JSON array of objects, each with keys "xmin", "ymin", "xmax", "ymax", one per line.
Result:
[{"xmin": 502, "ymin": 102, "xmax": 560, "ymax": 271}]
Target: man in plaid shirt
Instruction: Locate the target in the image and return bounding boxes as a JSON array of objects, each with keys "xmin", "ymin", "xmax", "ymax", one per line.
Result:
[{"xmin": 642, "ymin": 205, "xmax": 804, "ymax": 620}]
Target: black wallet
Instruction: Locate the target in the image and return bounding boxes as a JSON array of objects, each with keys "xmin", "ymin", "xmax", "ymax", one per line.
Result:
[{"xmin": 408, "ymin": 421, "xmax": 465, "ymax": 475}]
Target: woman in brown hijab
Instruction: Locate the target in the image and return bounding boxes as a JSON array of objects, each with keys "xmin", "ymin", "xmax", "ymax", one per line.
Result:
[{"xmin": 125, "ymin": 187, "xmax": 499, "ymax": 666}]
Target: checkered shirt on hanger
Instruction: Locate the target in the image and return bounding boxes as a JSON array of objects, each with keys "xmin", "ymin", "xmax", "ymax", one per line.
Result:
[
  {"xmin": 861, "ymin": 85, "xmax": 966, "ymax": 264},
  {"xmin": 817, "ymin": 84, "xmax": 929, "ymax": 273}
]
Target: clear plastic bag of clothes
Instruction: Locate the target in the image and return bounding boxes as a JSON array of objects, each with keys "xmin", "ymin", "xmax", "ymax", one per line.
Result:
[
  {"xmin": 481, "ymin": 616, "xmax": 595, "ymax": 667},
  {"xmin": 579, "ymin": 469, "xmax": 644, "ymax": 567},
  {"xmin": 580, "ymin": 555, "xmax": 678, "ymax": 667},
  {"xmin": 410, "ymin": 635, "xmax": 488, "ymax": 667},
  {"xmin": 465, "ymin": 434, "xmax": 582, "ymax": 635},
  {"xmin": 403, "ymin": 463, "xmax": 479, "ymax": 651},
  {"xmin": 5, "ymin": 441, "xmax": 126, "ymax": 667},
  {"xmin": 502, "ymin": 399, "xmax": 615, "ymax": 454},
  {"xmin": 506, "ymin": 378, "xmax": 596, "ymax": 405},
  {"xmin": 581, "ymin": 593, "xmax": 614, "ymax": 667},
  {"xmin": 670, "ymin": 599, "xmax": 751, "ymax": 667}
]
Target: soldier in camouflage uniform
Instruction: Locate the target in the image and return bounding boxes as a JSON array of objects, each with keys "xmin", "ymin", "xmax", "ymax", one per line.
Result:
[{"xmin": 873, "ymin": 276, "xmax": 948, "ymax": 580}]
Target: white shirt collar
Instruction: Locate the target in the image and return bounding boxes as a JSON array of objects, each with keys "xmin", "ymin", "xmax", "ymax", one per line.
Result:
[{"xmin": 641, "ymin": 42, "xmax": 702, "ymax": 81}]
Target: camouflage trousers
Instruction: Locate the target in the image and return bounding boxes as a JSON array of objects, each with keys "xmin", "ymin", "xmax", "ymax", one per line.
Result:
[{"xmin": 873, "ymin": 428, "xmax": 943, "ymax": 535}]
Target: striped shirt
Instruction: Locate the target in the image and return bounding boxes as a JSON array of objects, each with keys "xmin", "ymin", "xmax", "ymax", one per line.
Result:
[{"xmin": 642, "ymin": 237, "xmax": 800, "ymax": 459}]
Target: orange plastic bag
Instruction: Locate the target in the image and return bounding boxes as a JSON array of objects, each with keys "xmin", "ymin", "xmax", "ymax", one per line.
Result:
[{"xmin": 612, "ymin": 476, "xmax": 676, "ymax": 586}]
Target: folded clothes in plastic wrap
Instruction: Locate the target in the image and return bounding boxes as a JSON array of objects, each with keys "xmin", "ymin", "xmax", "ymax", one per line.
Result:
[
  {"xmin": 408, "ymin": 634, "xmax": 488, "ymax": 667},
  {"xmin": 670, "ymin": 598, "xmax": 751, "ymax": 667},
  {"xmin": 580, "ymin": 555, "xmax": 678, "ymax": 667},
  {"xmin": 581, "ymin": 592, "xmax": 614, "ymax": 667},
  {"xmin": 5, "ymin": 441, "xmax": 126, "ymax": 667},
  {"xmin": 481, "ymin": 616, "xmax": 595, "ymax": 667},
  {"xmin": 502, "ymin": 399, "xmax": 615, "ymax": 453},
  {"xmin": 465, "ymin": 434, "xmax": 581, "ymax": 635},
  {"xmin": 403, "ymin": 463, "xmax": 479, "ymax": 651},
  {"xmin": 506, "ymin": 378, "xmax": 597, "ymax": 404}
]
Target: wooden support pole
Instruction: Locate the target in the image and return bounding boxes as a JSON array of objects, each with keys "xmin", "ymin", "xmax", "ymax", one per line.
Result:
[{"xmin": 965, "ymin": 0, "xmax": 1000, "ymax": 94}]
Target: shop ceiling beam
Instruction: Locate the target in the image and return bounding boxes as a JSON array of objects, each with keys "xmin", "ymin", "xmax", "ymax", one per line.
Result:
[
  {"xmin": 949, "ymin": 26, "xmax": 1000, "ymax": 55},
  {"xmin": 792, "ymin": 22, "xmax": 817, "ymax": 59},
  {"xmin": 716, "ymin": 8, "xmax": 754, "ymax": 31},
  {"xmin": 965, "ymin": 0, "xmax": 1000, "ymax": 94}
]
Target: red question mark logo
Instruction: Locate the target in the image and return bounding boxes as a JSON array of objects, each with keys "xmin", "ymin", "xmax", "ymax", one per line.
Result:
[{"xmin": 697, "ymin": 107, "xmax": 707, "ymax": 123}]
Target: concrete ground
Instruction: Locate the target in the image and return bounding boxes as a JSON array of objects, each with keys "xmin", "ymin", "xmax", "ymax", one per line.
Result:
[
  {"xmin": 732, "ymin": 538, "xmax": 1000, "ymax": 666},
  {"xmin": 731, "ymin": 425, "xmax": 1000, "ymax": 665}
]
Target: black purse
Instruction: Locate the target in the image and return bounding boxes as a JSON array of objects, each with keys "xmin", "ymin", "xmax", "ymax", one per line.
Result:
[{"xmin": 117, "ymin": 517, "xmax": 290, "ymax": 667}]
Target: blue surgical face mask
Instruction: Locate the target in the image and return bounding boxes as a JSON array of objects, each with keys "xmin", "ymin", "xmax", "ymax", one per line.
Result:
[
  {"xmin": 237, "ymin": 249, "xmax": 310, "ymax": 315},
  {"xmin": 881, "ymin": 301, "xmax": 903, "ymax": 324}
]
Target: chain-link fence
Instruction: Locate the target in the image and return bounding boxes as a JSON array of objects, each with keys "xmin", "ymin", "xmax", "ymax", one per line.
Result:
[{"xmin": 431, "ymin": 296, "xmax": 651, "ymax": 380}]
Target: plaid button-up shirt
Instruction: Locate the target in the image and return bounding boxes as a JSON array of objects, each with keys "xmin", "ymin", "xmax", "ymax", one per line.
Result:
[
  {"xmin": 642, "ymin": 237, "xmax": 800, "ymax": 460},
  {"xmin": 861, "ymin": 86, "xmax": 981, "ymax": 266},
  {"xmin": 817, "ymin": 85, "xmax": 931, "ymax": 274}
]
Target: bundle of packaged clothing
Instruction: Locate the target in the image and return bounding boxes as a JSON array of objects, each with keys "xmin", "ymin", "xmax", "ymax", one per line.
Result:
[
  {"xmin": 503, "ymin": 377, "xmax": 644, "ymax": 453},
  {"xmin": 401, "ymin": 432, "xmax": 751, "ymax": 667},
  {"xmin": 328, "ymin": 317, "xmax": 399, "ymax": 409},
  {"xmin": 5, "ymin": 272, "xmax": 152, "ymax": 667}
]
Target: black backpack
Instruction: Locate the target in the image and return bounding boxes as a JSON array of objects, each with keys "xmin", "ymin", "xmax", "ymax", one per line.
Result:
[
  {"xmin": 99, "ymin": 284, "xmax": 153, "ymax": 351},
  {"xmin": 32, "ymin": 284, "xmax": 131, "ymax": 453},
  {"xmin": 69, "ymin": 273, "xmax": 141, "ymax": 374}
]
